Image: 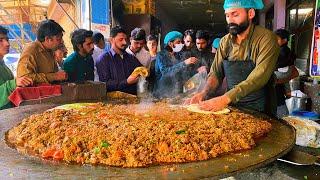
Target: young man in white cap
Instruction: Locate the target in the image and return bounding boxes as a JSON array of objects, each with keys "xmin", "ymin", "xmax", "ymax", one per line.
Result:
[{"xmin": 187, "ymin": 0, "xmax": 280, "ymax": 116}]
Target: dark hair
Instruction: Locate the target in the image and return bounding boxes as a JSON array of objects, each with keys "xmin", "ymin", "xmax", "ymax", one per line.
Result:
[
  {"xmin": 110, "ymin": 26, "xmax": 126, "ymax": 38},
  {"xmin": 130, "ymin": 28, "xmax": 146, "ymax": 41},
  {"xmin": 0, "ymin": 25, "xmax": 8, "ymax": 35},
  {"xmin": 147, "ymin": 34, "xmax": 158, "ymax": 43},
  {"xmin": 165, "ymin": 44, "xmax": 173, "ymax": 52},
  {"xmin": 92, "ymin": 32, "xmax": 104, "ymax": 44},
  {"xmin": 275, "ymin": 29, "xmax": 290, "ymax": 40},
  {"xmin": 245, "ymin": 8, "xmax": 258, "ymax": 24},
  {"xmin": 37, "ymin": 19, "xmax": 64, "ymax": 42},
  {"xmin": 184, "ymin": 29, "xmax": 195, "ymax": 41},
  {"xmin": 71, "ymin": 29, "xmax": 93, "ymax": 52},
  {"xmin": 196, "ymin": 30, "xmax": 209, "ymax": 41},
  {"xmin": 55, "ymin": 43, "xmax": 66, "ymax": 51}
]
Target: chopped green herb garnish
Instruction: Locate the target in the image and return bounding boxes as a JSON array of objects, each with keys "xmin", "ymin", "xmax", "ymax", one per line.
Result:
[
  {"xmin": 101, "ymin": 141, "xmax": 110, "ymax": 148},
  {"xmin": 93, "ymin": 147, "xmax": 100, "ymax": 154},
  {"xmin": 176, "ymin": 130, "xmax": 186, "ymax": 134}
]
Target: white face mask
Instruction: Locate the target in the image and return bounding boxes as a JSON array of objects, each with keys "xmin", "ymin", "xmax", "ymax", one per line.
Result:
[{"xmin": 172, "ymin": 43, "xmax": 184, "ymax": 52}]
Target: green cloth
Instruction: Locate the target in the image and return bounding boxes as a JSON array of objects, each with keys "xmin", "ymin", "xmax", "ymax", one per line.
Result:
[
  {"xmin": 0, "ymin": 60, "xmax": 16, "ymax": 110},
  {"xmin": 63, "ymin": 52, "xmax": 94, "ymax": 82},
  {"xmin": 209, "ymin": 24, "xmax": 280, "ymax": 103}
]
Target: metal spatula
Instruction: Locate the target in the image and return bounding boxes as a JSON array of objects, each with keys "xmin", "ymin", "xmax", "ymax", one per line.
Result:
[{"xmin": 278, "ymin": 150, "xmax": 320, "ymax": 166}]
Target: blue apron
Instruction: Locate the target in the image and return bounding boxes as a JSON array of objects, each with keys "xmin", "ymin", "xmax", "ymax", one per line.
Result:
[{"xmin": 222, "ymin": 26, "xmax": 276, "ymax": 115}]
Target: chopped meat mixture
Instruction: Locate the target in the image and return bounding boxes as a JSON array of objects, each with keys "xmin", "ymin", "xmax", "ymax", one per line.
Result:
[{"xmin": 6, "ymin": 103, "xmax": 272, "ymax": 167}]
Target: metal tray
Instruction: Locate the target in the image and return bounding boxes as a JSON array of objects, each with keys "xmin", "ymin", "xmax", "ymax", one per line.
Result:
[{"xmin": 0, "ymin": 103, "xmax": 295, "ymax": 179}]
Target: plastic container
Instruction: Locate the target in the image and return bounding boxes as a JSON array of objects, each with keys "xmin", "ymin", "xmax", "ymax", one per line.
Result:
[
  {"xmin": 291, "ymin": 111, "xmax": 319, "ymax": 120},
  {"xmin": 285, "ymin": 97, "xmax": 308, "ymax": 114},
  {"xmin": 289, "ymin": 77, "xmax": 300, "ymax": 91}
]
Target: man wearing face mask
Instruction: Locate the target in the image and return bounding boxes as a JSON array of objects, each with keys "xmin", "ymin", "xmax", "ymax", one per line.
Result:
[
  {"xmin": 154, "ymin": 31, "xmax": 198, "ymax": 98},
  {"xmin": 187, "ymin": 0, "xmax": 280, "ymax": 116}
]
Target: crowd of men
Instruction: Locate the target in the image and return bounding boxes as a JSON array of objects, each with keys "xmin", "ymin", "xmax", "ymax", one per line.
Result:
[{"xmin": 0, "ymin": 0, "xmax": 298, "ymax": 118}]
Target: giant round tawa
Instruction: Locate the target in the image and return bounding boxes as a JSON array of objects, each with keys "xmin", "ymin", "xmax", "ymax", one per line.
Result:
[{"xmin": 0, "ymin": 104, "xmax": 295, "ymax": 179}]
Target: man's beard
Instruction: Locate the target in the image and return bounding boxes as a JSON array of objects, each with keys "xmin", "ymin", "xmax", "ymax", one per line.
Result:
[
  {"xmin": 133, "ymin": 46, "xmax": 142, "ymax": 53},
  {"xmin": 227, "ymin": 19, "xmax": 250, "ymax": 36},
  {"xmin": 88, "ymin": 49, "xmax": 94, "ymax": 55},
  {"xmin": 198, "ymin": 48, "xmax": 205, "ymax": 52},
  {"xmin": 119, "ymin": 45, "xmax": 126, "ymax": 52}
]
